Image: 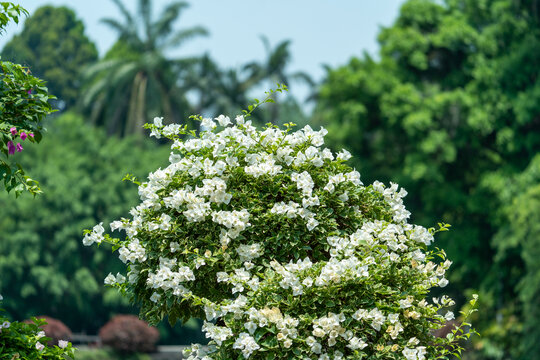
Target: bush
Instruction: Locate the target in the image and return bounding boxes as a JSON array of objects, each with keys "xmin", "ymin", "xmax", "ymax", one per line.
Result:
[
  {"xmin": 0, "ymin": 3, "xmax": 55, "ymax": 196},
  {"xmin": 99, "ymin": 314, "xmax": 160, "ymax": 353},
  {"xmin": 24, "ymin": 315, "xmax": 72, "ymax": 346},
  {"xmin": 0, "ymin": 307, "xmax": 74, "ymax": 359},
  {"xmin": 85, "ymin": 90, "xmax": 477, "ymax": 359}
]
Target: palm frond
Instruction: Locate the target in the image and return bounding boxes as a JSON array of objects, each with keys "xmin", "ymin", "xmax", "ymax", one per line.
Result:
[
  {"xmin": 110, "ymin": 0, "xmax": 135, "ymax": 27},
  {"xmin": 81, "ymin": 76, "xmax": 110, "ymax": 108},
  {"xmin": 242, "ymin": 62, "xmax": 264, "ymax": 83},
  {"xmin": 100, "ymin": 18, "xmax": 140, "ymax": 48},
  {"xmin": 81, "ymin": 62, "xmax": 137, "ymax": 108},
  {"xmin": 110, "ymin": 62, "xmax": 139, "ymax": 85},
  {"xmin": 170, "ymin": 55, "xmax": 206, "ymax": 68},
  {"xmin": 82, "ymin": 58, "xmax": 124, "ymax": 79},
  {"xmin": 138, "ymin": 0, "xmax": 152, "ymax": 45},
  {"xmin": 161, "ymin": 26, "xmax": 209, "ymax": 50},
  {"xmin": 259, "ymin": 35, "xmax": 272, "ymax": 55},
  {"xmin": 154, "ymin": 1, "xmax": 190, "ymax": 39},
  {"xmin": 85, "ymin": 0, "xmax": 210, "ymax": 136},
  {"xmin": 100, "ymin": 17, "xmax": 129, "ymax": 34},
  {"xmin": 268, "ymin": 40, "xmax": 292, "ymax": 73}
]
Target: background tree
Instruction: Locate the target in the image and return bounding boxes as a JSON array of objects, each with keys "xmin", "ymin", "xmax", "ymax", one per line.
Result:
[
  {"xmin": 81, "ymin": 0, "xmax": 208, "ymax": 137},
  {"xmin": 0, "ymin": 112, "xmax": 207, "ymax": 344},
  {"xmin": 312, "ymin": 0, "xmax": 540, "ymax": 358},
  {"xmin": 0, "ymin": 112, "xmax": 168, "ymax": 330},
  {"xmin": 480, "ymin": 154, "xmax": 540, "ymax": 358},
  {"xmin": 183, "ymin": 53, "xmax": 267, "ymax": 120},
  {"xmin": 244, "ymin": 36, "xmax": 313, "ymax": 124},
  {"xmin": 1, "ymin": 5, "xmax": 97, "ymax": 110}
]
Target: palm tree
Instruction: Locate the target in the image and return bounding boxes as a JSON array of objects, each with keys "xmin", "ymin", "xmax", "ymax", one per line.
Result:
[
  {"xmin": 244, "ymin": 36, "xmax": 315, "ymax": 124},
  {"xmin": 81, "ymin": 0, "xmax": 208, "ymax": 136},
  {"xmin": 184, "ymin": 53, "xmax": 263, "ymax": 118}
]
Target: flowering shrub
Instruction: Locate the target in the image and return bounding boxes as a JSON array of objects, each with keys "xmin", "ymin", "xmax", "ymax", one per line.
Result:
[
  {"xmin": 99, "ymin": 314, "xmax": 160, "ymax": 353},
  {"xmin": 24, "ymin": 316, "xmax": 72, "ymax": 347},
  {"xmin": 0, "ymin": 3, "xmax": 55, "ymax": 196},
  {"xmin": 84, "ymin": 88, "xmax": 477, "ymax": 359},
  {"xmin": 0, "ymin": 295, "xmax": 74, "ymax": 359}
]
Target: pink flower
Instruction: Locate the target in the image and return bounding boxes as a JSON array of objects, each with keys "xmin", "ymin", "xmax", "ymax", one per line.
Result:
[
  {"xmin": 10, "ymin": 127, "xmax": 17, "ymax": 136},
  {"xmin": 27, "ymin": 89, "xmax": 32, "ymax": 95},
  {"xmin": 7, "ymin": 141, "xmax": 16, "ymax": 155},
  {"xmin": 29, "ymin": 133, "xmax": 34, "ymax": 138},
  {"xmin": 16, "ymin": 143, "xmax": 23, "ymax": 152},
  {"xmin": 20, "ymin": 132, "xmax": 27, "ymax": 140}
]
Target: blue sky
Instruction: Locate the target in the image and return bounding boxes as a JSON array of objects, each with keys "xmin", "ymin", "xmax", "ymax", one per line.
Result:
[{"xmin": 1, "ymin": 1, "xmax": 405, "ymax": 102}]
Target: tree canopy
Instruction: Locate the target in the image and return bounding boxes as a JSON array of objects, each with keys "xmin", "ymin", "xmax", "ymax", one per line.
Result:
[
  {"xmin": 80, "ymin": 0, "xmax": 207, "ymax": 137},
  {"xmin": 313, "ymin": 0, "xmax": 540, "ymax": 358},
  {"xmin": 0, "ymin": 112, "xmax": 169, "ymax": 332},
  {"xmin": 1, "ymin": 5, "xmax": 98, "ymax": 110}
]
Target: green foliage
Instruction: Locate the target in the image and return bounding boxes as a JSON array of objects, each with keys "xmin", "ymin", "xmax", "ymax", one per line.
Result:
[
  {"xmin": 481, "ymin": 155, "xmax": 540, "ymax": 358},
  {"xmin": 0, "ymin": 2, "xmax": 27, "ymax": 31},
  {"xmin": 0, "ymin": 4, "xmax": 71, "ymax": 358},
  {"xmin": 313, "ymin": 0, "xmax": 539, "ymax": 358},
  {"xmin": 0, "ymin": 313, "xmax": 75, "ymax": 360},
  {"xmin": 0, "ymin": 60, "xmax": 54, "ymax": 196},
  {"xmin": 0, "ymin": 112, "xmax": 170, "ymax": 332},
  {"xmin": 1, "ymin": 5, "xmax": 98, "ymax": 109},
  {"xmin": 0, "ymin": 3, "xmax": 55, "ymax": 197}
]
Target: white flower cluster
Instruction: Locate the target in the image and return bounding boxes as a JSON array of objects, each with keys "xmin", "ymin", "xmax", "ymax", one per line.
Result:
[
  {"xmin": 236, "ymin": 243, "xmax": 263, "ymax": 262},
  {"xmin": 244, "ymin": 153, "xmax": 282, "ymax": 178},
  {"xmin": 232, "ymin": 332, "xmax": 260, "ymax": 359},
  {"xmin": 85, "ymin": 111, "xmax": 470, "ymax": 360},
  {"xmin": 270, "ymin": 258, "xmax": 314, "ymax": 296},
  {"xmin": 202, "ymin": 321, "xmax": 233, "ymax": 346},
  {"xmin": 269, "ymin": 201, "xmax": 319, "ymax": 230},
  {"xmin": 0, "ymin": 320, "xmax": 10, "ymax": 333},
  {"xmin": 372, "ymin": 181, "xmax": 411, "ymax": 223},
  {"xmin": 118, "ymin": 239, "xmax": 147, "ymax": 264},
  {"xmin": 82, "ymin": 222, "xmax": 104, "ymax": 246},
  {"xmin": 146, "ymin": 257, "xmax": 195, "ymax": 297}
]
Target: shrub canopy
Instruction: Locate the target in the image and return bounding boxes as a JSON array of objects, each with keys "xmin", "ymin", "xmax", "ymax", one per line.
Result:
[{"xmin": 85, "ymin": 93, "xmax": 476, "ymax": 359}]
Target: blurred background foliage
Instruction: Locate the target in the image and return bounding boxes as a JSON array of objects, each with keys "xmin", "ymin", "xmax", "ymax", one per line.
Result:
[
  {"xmin": 0, "ymin": 0, "xmax": 538, "ymax": 357},
  {"xmin": 1, "ymin": 5, "xmax": 98, "ymax": 110}
]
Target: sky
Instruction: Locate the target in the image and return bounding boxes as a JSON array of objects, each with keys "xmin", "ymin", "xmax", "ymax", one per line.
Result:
[{"xmin": 0, "ymin": 0, "xmax": 405, "ymax": 103}]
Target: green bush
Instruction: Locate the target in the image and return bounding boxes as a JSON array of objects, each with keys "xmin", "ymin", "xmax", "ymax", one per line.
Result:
[{"xmin": 0, "ymin": 307, "xmax": 74, "ymax": 360}]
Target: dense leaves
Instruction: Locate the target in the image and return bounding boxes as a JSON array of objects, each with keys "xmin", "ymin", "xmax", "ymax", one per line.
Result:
[
  {"xmin": 1, "ymin": 5, "xmax": 98, "ymax": 110},
  {"xmin": 0, "ymin": 60, "xmax": 54, "ymax": 196},
  {"xmin": 0, "ymin": 2, "xmax": 26, "ymax": 30},
  {"xmin": 313, "ymin": 0, "xmax": 540, "ymax": 358},
  {"xmin": 481, "ymin": 155, "xmax": 540, "ymax": 358},
  {"xmin": 0, "ymin": 3, "xmax": 55, "ymax": 197},
  {"xmin": 0, "ymin": 314, "xmax": 75, "ymax": 360},
  {"xmin": 0, "ymin": 112, "xmax": 169, "ymax": 332}
]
